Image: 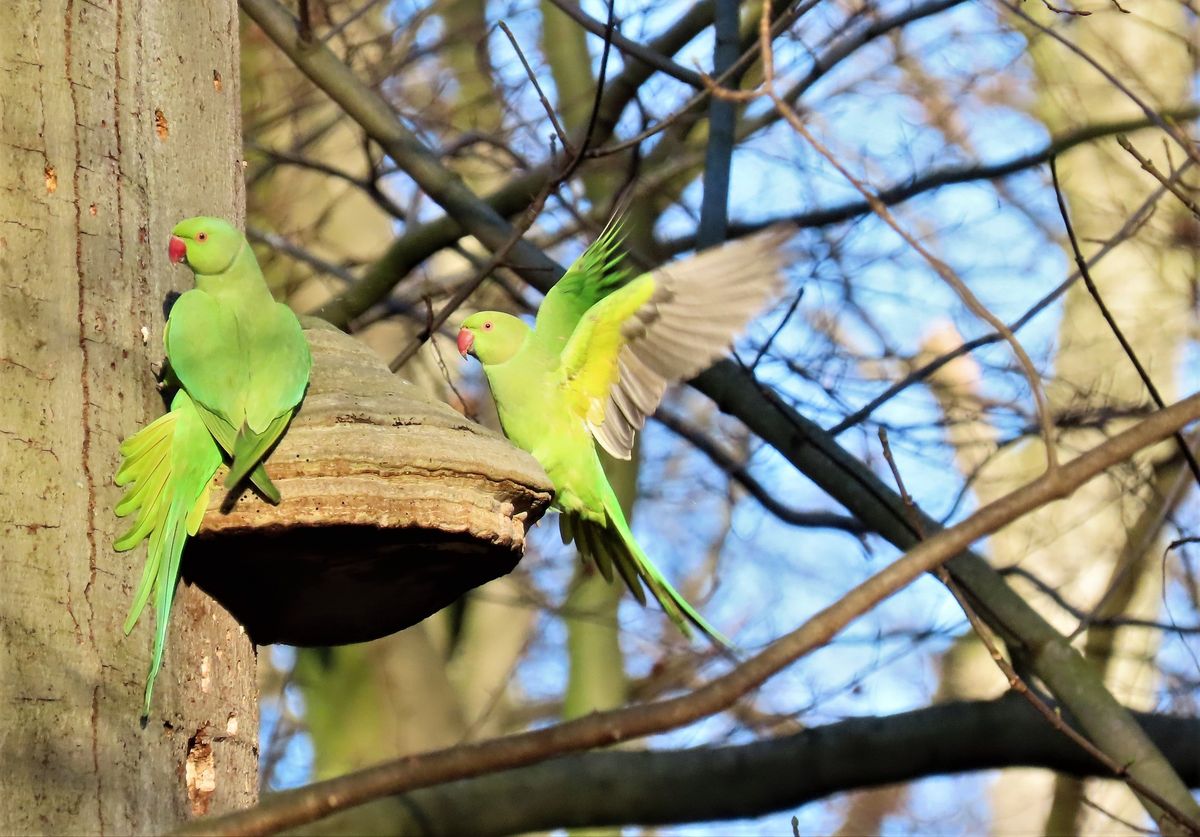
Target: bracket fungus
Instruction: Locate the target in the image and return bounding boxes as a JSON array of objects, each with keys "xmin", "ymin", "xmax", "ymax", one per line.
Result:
[{"xmin": 184, "ymin": 322, "xmax": 554, "ymax": 647}]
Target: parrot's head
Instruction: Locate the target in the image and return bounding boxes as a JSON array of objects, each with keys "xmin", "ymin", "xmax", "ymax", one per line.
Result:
[
  {"xmin": 457, "ymin": 312, "xmax": 529, "ymax": 365},
  {"xmin": 169, "ymin": 216, "xmax": 244, "ymax": 275}
]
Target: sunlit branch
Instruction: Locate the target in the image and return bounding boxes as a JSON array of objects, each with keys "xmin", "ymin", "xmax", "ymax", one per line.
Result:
[
  {"xmin": 297, "ymin": 697, "xmax": 1200, "ymax": 835},
  {"xmin": 182, "ymin": 390, "xmax": 1200, "ymax": 835}
]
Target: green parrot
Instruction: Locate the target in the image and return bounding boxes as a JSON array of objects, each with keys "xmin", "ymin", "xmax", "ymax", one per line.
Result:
[
  {"xmin": 457, "ymin": 221, "xmax": 787, "ymax": 643},
  {"xmin": 114, "ymin": 216, "xmax": 311, "ymax": 720}
]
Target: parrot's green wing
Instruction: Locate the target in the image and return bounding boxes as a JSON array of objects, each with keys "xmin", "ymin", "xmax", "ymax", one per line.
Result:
[
  {"xmin": 166, "ymin": 289, "xmax": 310, "ymax": 498},
  {"xmin": 164, "ymin": 289, "xmax": 244, "ymax": 414},
  {"xmin": 557, "ymin": 272, "xmax": 657, "ymax": 431},
  {"xmin": 552, "ymin": 227, "xmax": 790, "ymax": 460},
  {"xmin": 188, "ymin": 398, "xmax": 281, "ymax": 504},
  {"xmin": 223, "ymin": 299, "xmax": 310, "ymax": 490},
  {"xmin": 114, "ymin": 389, "xmax": 223, "ymax": 721},
  {"xmin": 531, "ymin": 215, "xmax": 631, "ymax": 352}
]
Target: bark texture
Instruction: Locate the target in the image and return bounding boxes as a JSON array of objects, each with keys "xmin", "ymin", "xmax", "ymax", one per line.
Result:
[{"xmin": 0, "ymin": 1, "xmax": 258, "ymax": 831}]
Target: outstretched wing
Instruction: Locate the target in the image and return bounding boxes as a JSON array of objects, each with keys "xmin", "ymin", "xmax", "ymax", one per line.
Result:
[
  {"xmin": 531, "ymin": 215, "xmax": 632, "ymax": 354},
  {"xmin": 563, "ymin": 227, "xmax": 791, "ymax": 459},
  {"xmin": 558, "ymin": 273, "xmax": 657, "ymax": 431}
]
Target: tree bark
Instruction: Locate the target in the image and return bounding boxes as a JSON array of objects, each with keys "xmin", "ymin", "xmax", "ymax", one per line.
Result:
[{"xmin": 0, "ymin": 1, "xmax": 258, "ymax": 831}]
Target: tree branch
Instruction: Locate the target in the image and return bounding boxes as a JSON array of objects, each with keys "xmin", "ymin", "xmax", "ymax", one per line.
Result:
[
  {"xmin": 182, "ymin": 390, "xmax": 1200, "ymax": 835},
  {"xmin": 301, "ymin": 697, "xmax": 1200, "ymax": 835},
  {"xmin": 542, "ymin": 0, "xmax": 704, "ymax": 88},
  {"xmin": 695, "ymin": 0, "xmax": 741, "ymax": 248},
  {"xmin": 655, "ymin": 408, "xmax": 867, "ymax": 535},
  {"xmin": 664, "ymin": 105, "xmax": 1200, "ymax": 250}
]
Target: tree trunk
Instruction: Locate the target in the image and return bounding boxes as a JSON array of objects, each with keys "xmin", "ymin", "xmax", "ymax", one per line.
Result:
[{"xmin": 0, "ymin": 1, "xmax": 258, "ymax": 831}]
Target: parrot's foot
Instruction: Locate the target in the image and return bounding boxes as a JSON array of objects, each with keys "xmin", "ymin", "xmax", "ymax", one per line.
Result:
[{"xmin": 150, "ymin": 360, "xmax": 168, "ymax": 391}]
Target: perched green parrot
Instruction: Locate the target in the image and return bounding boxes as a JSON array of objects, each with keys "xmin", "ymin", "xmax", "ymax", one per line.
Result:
[
  {"xmin": 114, "ymin": 216, "xmax": 311, "ymax": 720},
  {"xmin": 457, "ymin": 221, "xmax": 786, "ymax": 643}
]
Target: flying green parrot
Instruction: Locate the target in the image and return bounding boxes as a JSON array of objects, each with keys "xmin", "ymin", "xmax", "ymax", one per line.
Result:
[
  {"xmin": 114, "ymin": 216, "xmax": 311, "ymax": 720},
  {"xmin": 457, "ymin": 221, "xmax": 786, "ymax": 643}
]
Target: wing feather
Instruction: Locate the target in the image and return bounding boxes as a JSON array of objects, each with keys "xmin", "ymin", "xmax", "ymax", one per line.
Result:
[
  {"xmin": 563, "ymin": 227, "xmax": 790, "ymax": 458},
  {"xmin": 531, "ymin": 214, "xmax": 632, "ymax": 353},
  {"xmin": 558, "ymin": 274, "xmax": 657, "ymax": 433}
]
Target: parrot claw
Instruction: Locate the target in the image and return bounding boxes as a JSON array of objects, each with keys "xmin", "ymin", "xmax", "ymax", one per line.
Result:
[{"xmin": 150, "ymin": 359, "xmax": 164, "ymax": 380}]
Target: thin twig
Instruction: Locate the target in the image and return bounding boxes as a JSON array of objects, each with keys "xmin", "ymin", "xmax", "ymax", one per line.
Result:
[
  {"xmin": 584, "ymin": 0, "xmax": 821, "ymax": 159},
  {"xmin": 498, "ymin": 21, "xmax": 571, "ymax": 154},
  {"xmin": 542, "ymin": 0, "xmax": 704, "ymax": 88},
  {"xmin": 421, "ymin": 296, "xmax": 475, "ymax": 422},
  {"xmin": 723, "ymin": 0, "xmax": 1057, "ymax": 472},
  {"xmin": 387, "ymin": 183, "xmax": 552, "ymax": 371},
  {"xmin": 1004, "ymin": 0, "xmax": 1200, "ymax": 169},
  {"xmin": 1117, "ymin": 135, "xmax": 1200, "ymax": 219},
  {"xmin": 386, "ymin": 0, "xmax": 620, "ymax": 370},
  {"xmin": 556, "ymin": 0, "xmax": 618, "ymax": 183},
  {"xmin": 246, "ymin": 227, "xmax": 359, "ymax": 286},
  {"xmin": 827, "ymin": 158, "xmax": 1193, "ymax": 436},
  {"xmin": 943, "ymin": 565, "xmax": 1198, "ymax": 835},
  {"xmin": 1000, "ymin": 565, "xmax": 1200, "ymax": 635},
  {"xmin": 1041, "ymin": 0, "xmax": 1092, "ymax": 15},
  {"xmin": 320, "ymin": 0, "xmax": 389, "ymax": 46},
  {"xmin": 656, "ymin": 409, "xmax": 867, "ymax": 535},
  {"xmin": 247, "ymin": 141, "xmax": 409, "ymax": 220}
]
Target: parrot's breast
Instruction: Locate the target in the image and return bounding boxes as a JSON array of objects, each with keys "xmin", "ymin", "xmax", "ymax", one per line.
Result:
[{"xmin": 483, "ymin": 355, "xmax": 605, "ymax": 516}]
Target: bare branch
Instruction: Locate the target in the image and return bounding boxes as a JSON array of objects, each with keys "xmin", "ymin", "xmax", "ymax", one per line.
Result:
[
  {"xmin": 655, "ymin": 409, "xmax": 867, "ymax": 535},
  {"xmin": 542, "ymin": 0, "xmax": 705, "ymax": 88},
  {"xmin": 183, "ymin": 390, "xmax": 1200, "ymax": 835},
  {"xmin": 291, "ymin": 698, "xmax": 1200, "ymax": 835}
]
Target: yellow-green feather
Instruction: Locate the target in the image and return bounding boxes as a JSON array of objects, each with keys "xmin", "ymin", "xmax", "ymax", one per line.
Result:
[
  {"xmin": 113, "ymin": 390, "xmax": 222, "ymax": 720},
  {"xmin": 558, "ymin": 273, "xmax": 656, "ymax": 428}
]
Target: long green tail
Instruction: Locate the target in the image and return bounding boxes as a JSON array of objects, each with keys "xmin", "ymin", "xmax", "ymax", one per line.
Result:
[
  {"xmin": 113, "ymin": 390, "xmax": 222, "ymax": 721},
  {"xmin": 560, "ymin": 482, "xmax": 731, "ymax": 650}
]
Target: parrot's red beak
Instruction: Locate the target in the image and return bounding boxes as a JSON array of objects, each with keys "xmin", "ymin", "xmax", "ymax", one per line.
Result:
[
  {"xmin": 456, "ymin": 328, "xmax": 475, "ymax": 358},
  {"xmin": 168, "ymin": 235, "xmax": 187, "ymax": 265}
]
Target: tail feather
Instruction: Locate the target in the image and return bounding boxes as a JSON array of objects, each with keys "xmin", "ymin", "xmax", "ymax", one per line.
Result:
[
  {"xmin": 112, "ymin": 390, "xmax": 223, "ymax": 721},
  {"xmin": 588, "ymin": 521, "xmax": 647, "ymax": 607},
  {"xmin": 116, "ymin": 412, "xmax": 175, "ymax": 468},
  {"xmin": 565, "ymin": 487, "xmax": 731, "ymax": 650}
]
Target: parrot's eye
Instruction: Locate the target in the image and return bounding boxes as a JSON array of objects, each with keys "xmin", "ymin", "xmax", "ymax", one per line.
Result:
[
  {"xmin": 197, "ymin": 232, "xmax": 208, "ymax": 242},
  {"xmin": 483, "ymin": 322, "xmax": 493, "ymax": 330}
]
